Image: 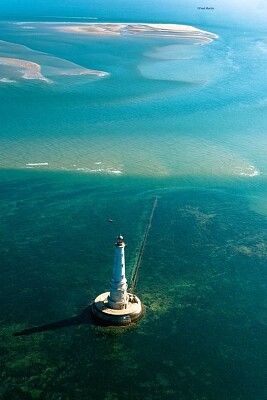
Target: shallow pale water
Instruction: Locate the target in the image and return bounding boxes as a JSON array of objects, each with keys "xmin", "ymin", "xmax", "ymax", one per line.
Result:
[
  {"xmin": 0, "ymin": 21, "xmax": 267, "ymax": 179},
  {"xmin": 0, "ymin": 4, "xmax": 267, "ymax": 399}
]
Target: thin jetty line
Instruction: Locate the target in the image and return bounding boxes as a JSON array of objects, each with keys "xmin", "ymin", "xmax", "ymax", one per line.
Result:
[{"xmin": 130, "ymin": 196, "xmax": 159, "ymax": 293}]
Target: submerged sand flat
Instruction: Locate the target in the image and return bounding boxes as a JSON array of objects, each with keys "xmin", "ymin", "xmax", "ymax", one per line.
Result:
[
  {"xmin": 55, "ymin": 23, "xmax": 218, "ymax": 43},
  {"xmin": 0, "ymin": 57, "xmax": 50, "ymax": 82}
]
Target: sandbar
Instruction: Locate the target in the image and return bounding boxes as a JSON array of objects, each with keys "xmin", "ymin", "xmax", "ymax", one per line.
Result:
[
  {"xmin": 0, "ymin": 57, "xmax": 50, "ymax": 82},
  {"xmin": 0, "ymin": 57, "xmax": 109, "ymax": 81},
  {"xmin": 54, "ymin": 23, "xmax": 218, "ymax": 42},
  {"xmin": 58, "ymin": 68, "xmax": 109, "ymax": 77}
]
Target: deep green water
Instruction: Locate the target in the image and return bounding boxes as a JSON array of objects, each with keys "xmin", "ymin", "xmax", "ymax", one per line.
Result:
[
  {"xmin": 0, "ymin": 170, "xmax": 266, "ymax": 399},
  {"xmin": 0, "ymin": 6, "xmax": 267, "ymax": 400}
]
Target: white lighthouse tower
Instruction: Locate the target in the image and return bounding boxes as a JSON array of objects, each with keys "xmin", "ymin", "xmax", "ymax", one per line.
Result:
[
  {"xmin": 91, "ymin": 235, "xmax": 143, "ymax": 326},
  {"xmin": 108, "ymin": 235, "xmax": 128, "ymax": 309}
]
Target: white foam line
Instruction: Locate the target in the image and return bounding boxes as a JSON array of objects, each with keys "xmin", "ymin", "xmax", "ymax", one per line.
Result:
[
  {"xmin": 75, "ymin": 167, "xmax": 123, "ymax": 175},
  {"xmin": 0, "ymin": 78, "xmax": 17, "ymax": 83},
  {"xmin": 107, "ymin": 169, "xmax": 123, "ymax": 175},
  {"xmin": 26, "ymin": 162, "xmax": 49, "ymax": 166}
]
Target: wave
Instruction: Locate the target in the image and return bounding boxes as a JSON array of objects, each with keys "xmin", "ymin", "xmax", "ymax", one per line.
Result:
[
  {"xmin": 0, "ymin": 77, "xmax": 17, "ymax": 83},
  {"xmin": 75, "ymin": 167, "xmax": 123, "ymax": 175},
  {"xmin": 236, "ymin": 165, "xmax": 261, "ymax": 177},
  {"xmin": 26, "ymin": 163, "xmax": 49, "ymax": 166}
]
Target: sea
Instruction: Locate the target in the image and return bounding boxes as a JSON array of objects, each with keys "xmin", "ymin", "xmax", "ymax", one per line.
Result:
[{"xmin": 0, "ymin": 1, "xmax": 267, "ymax": 399}]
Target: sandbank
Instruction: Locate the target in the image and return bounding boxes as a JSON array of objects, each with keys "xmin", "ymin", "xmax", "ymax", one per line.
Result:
[
  {"xmin": 55, "ymin": 23, "xmax": 218, "ymax": 42},
  {"xmin": 58, "ymin": 68, "xmax": 109, "ymax": 77},
  {"xmin": 0, "ymin": 57, "xmax": 109, "ymax": 81},
  {"xmin": 0, "ymin": 57, "xmax": 50, "ymax": 82}
]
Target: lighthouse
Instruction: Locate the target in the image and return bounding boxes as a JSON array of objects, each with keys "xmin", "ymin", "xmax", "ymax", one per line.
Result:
[
  {"xmin": 108, "ymin": 235, "xmax": 128, "ymax": 309},
  {"xmin": 91, "ymin": 235, "xmax": 143, "ymax": 326}
]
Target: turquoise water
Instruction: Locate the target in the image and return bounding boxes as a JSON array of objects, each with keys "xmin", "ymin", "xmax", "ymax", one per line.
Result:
[
  {"xmin": 1, "ymin": 22, "xmax": 267, "ymax": 180},
  {"xmin": 0, "ymin": 4, "xmax": 267, "ymax": 399}
]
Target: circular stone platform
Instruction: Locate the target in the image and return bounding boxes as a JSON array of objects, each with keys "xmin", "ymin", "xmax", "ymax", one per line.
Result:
[{"xmin": 91, "ymin": 292, "xmax": 144, "ymax": 326}]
